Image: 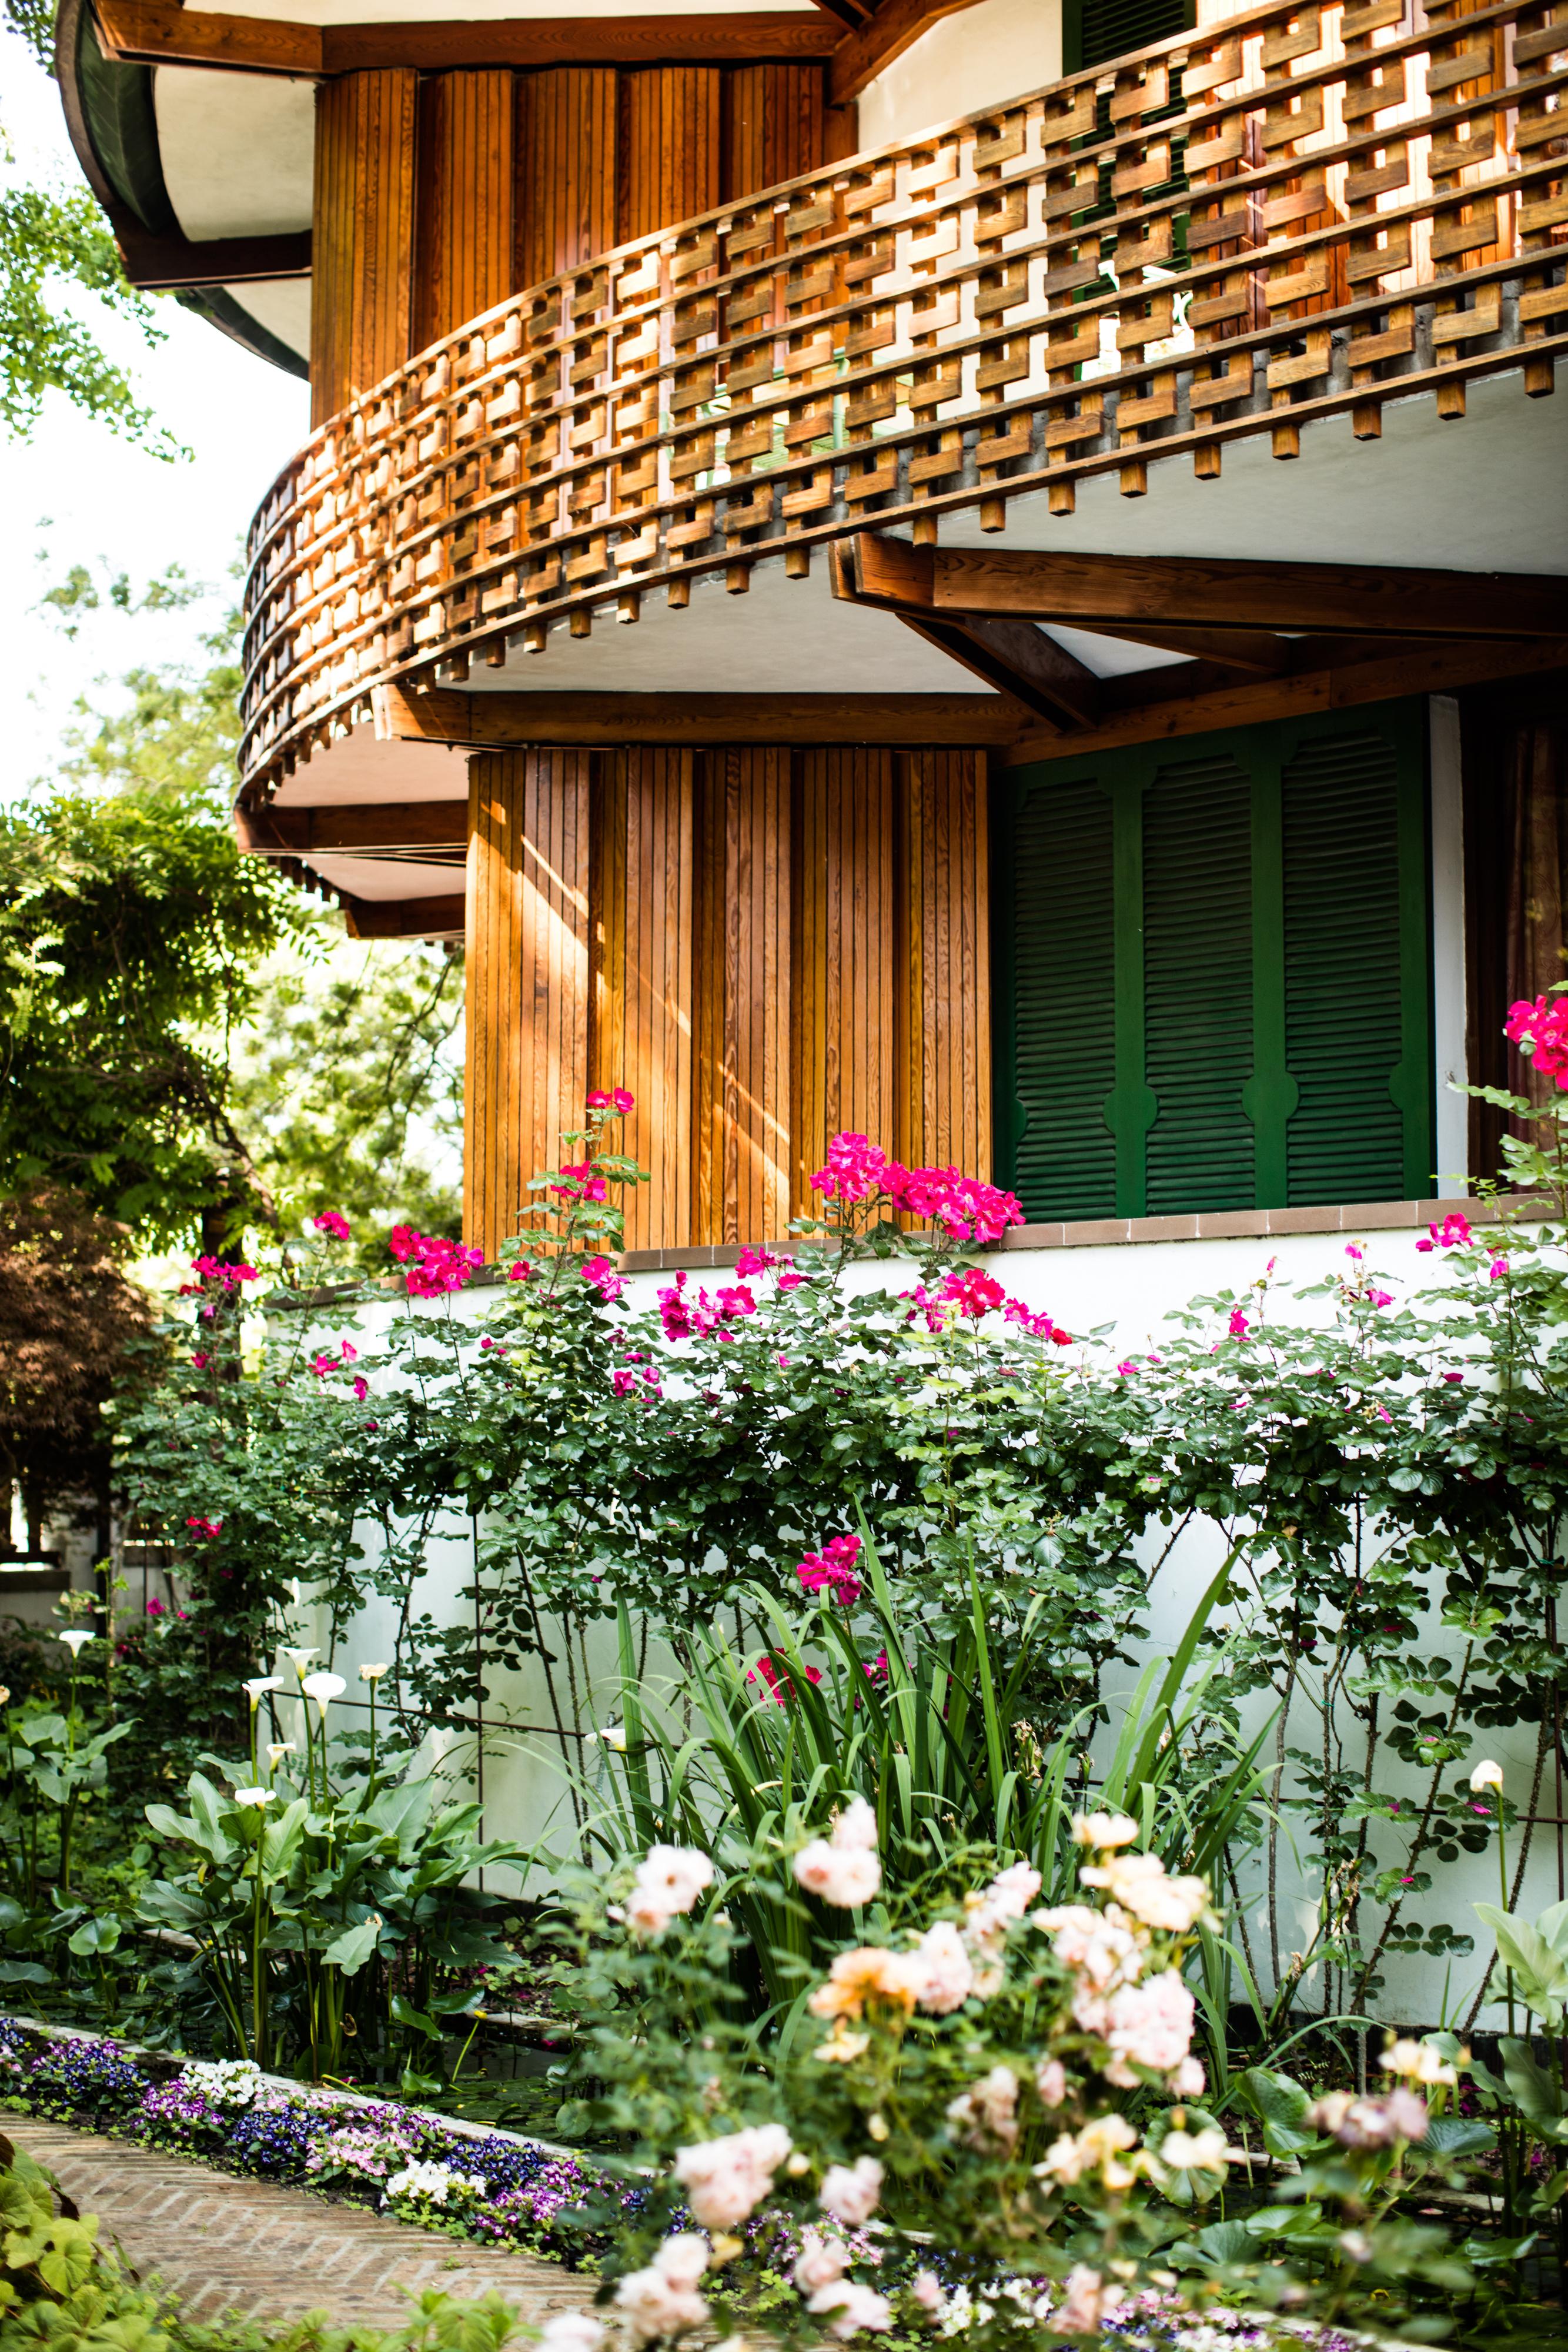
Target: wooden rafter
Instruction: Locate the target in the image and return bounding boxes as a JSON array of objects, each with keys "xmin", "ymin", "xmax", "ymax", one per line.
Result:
[
  {"xmin": 850, "ymin": 536, "xmax": 1568, "ymax": 644},
  {"xmin": 236, "ymin": 800, "xmax": 466, "ymax": 856},
  {"xmin": 828, "ymin": 0, "xmax": 987, "ymax": 102},
  {"xmin": 117, "ymin": 223, "xmax": 311, "ymax": 289},
  {"xmin": 92, "ymin": 0, "xmax": 843, "ymax": 74},
  {"xmin": 370, "ymin": 684, "xmax": 1019, "ymax": 747},
  {"xmin": 341, "ymin": 891, "xmax": 465, "ymax": 940}
]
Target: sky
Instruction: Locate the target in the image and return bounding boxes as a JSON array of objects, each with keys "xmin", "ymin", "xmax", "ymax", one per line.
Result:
[{"xmin": 0, "ymin": 24, "xmax": 311, "ymax": 797}]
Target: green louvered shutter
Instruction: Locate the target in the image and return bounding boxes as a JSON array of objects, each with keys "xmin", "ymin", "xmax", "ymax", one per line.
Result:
[
  {"xmin": 1143, "ymin": 749, "xmax": 1255, "ymax": 1214},
  {"xmin": 997, "ymin": 702, "xmax": 1433, "ymax": 1222},
  {"xmin": 1281, "ymin": 717, "xmax": 1430, "ymax": 1204},
  {"xmin": 1009, "ymin": 779, "xmax": 1118, "ymax": 1222},
  {"xmin": 1065, "ymin": 0, "xmax": 1193, "ymax": 71}
]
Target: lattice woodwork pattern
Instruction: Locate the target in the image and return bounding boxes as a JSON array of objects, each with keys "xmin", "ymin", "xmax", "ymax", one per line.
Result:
[
  {"xmin": 465, "ymin": 748, "xmax": 592, "ymax": 1251},
  {"xmin": 468, "ymin": 743, "xmax": 989, "ymax": 1256},
  {"xmin": 310, "ymin": 69, "xmax": 417, "ymax": 430},
  {"xmin": 253, "ymin": 0, "xmax": 1568, "ymax": 786}
]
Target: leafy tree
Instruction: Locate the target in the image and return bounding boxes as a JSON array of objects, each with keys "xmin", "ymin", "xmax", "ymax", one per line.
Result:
[
  {"xmin": 0, "ymin": 782, "xmax": 293, "ymax": 1243},
  {"xmin": 16, "ymin": 570, "xmax": 464, "ymax": 1251},
  {"xmin": 0, "ymin": 1186, "xmax": 153, "ymax": 1550},
  {"xmin": 1, "ymin": 2, "xmax": 180, "ymax": 450},
  {"xmin": 230, "ymin": 920, "xmax": 464, "ymax": 1251}
]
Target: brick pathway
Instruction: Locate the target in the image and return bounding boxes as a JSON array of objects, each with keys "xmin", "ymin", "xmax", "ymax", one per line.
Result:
[{"xmin": 4, "ymin": 2116, "xmax": 603, "ymax": 2333}]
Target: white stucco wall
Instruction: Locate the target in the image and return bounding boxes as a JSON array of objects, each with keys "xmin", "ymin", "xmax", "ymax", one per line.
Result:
[{"xmin": 856, "ymin": 0, "xmax": 1064, "ymax": 152}]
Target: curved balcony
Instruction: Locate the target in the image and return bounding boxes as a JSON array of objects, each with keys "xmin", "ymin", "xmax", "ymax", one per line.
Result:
[{"xmin": 240, "ymin": 0, "xmax": 1568, "ymax": 791}]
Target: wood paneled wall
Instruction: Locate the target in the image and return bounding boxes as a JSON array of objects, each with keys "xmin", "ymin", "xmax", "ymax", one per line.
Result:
[
  {"xmin": 465, "ymin": 748, "xmax": 592, "ymax": 1252},
  {"xmin": 312, "ymin": 68, "xmax": 417, "ymax": 427},
  {"xmin": 316, "ymin": 59, "xmax": 854, "ymax": 420},
  {"xmin": 414, "ymin": 70, "xmax": 515, "ymax": 353},
  {"xmin": 897, "ymin": 751, "xmax": 991, "ymax": 1180},
  {"xmin": 514, "ymin": 68, "xmax": 618, "ymax": 289},
  {"xmin": 466, "ymin": 742, "xmax": 991, "ymax": 1259},
  {"xmin": 620, "ymin": 67, "xmax": 723, "ymax": 243}
]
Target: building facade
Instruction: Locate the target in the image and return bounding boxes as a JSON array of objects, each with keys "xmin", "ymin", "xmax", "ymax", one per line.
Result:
[{"xmin": 60, "ymin": 0, "xmax": 1568, "ymax": 1254}]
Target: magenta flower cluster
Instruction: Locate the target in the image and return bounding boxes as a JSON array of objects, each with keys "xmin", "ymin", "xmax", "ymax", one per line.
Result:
[
  {"xmin": 797, "ymin": 1532, "xmax": 864, "ymax": 1606},
  {"xmin": 811, "ymin": 1132, "xmax": 1024, "ymax": 1244},
  {"xmin": 904, "ymin": 1266, "xmax": 1071, "ymax": 1345},
  {"xmin": 1506, "ymin": 990, "xmax": 1568, "ymax": 1085},
  {"xmin": 389, "ymin": 1226, "xmax": 486, "ymax": 1298},
  {"xmin": 657, "ymin": 1268, "xmax": 760, "ymax": 1342},
  {"xmin": 311, "ymin": 1210, "xmax": 352, "ymax": 1240}
]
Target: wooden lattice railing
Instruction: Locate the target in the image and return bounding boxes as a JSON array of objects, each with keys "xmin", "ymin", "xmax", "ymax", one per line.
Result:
[{"xmin": 240, "ymin": 0, "xmax": 1568, "ymax": 789}]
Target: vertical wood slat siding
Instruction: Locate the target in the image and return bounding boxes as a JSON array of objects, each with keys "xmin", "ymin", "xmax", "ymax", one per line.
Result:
[
  {"xmin": 311, "ymin": 69, "xmax": 416, "ymax": 427},
  {"xmin": 514, "ymin": 68, "xmax": 617, "ymax": 288},
  {"xmin": 793, "ymin": 749, "xmax": 896, "ymax": 1219},
  {"xmin": 618, "ymin": 68, "xmax": 723, "ymax": 245},
  {"xmin": 693, "ymin": 748, "xmax": 792, "ymax": 1246},
  {"xmin": 468, "ymin": 739, "xmax": 991, "ymax": 1255},
  {"xmin": 464, "ymin": 749, "xmax": 591, "ymax": 1258},
  {"xmin": 723, "ymin": 65, "xmax": 824, "ymax": 201},
  {"xmin": 896, "ymin": 750, "xmax": 991, "ymax": 1183},
  {"xmin": 413, "ymin": 71, "xmax": 515, "ymax": 355},
  {"xmin": 591, "ymin": 748, "xmax": 694, "ymax": 1254}
]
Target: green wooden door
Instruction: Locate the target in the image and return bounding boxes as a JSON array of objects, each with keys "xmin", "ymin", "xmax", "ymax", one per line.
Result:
[{"xmin": 994, "ymin": 702, "xmax": 1433, "ymax": 1222}]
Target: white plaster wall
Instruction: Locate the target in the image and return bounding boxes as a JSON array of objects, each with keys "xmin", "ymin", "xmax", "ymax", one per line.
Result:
[{"xmin": 857, "ymin": 0, "xmax": 1064, "ymax": 151}]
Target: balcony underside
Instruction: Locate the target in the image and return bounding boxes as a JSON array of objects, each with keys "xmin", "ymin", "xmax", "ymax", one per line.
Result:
[{"xmin": 239, "ymin": 0, "xmax": 1568, "ymax": 913}]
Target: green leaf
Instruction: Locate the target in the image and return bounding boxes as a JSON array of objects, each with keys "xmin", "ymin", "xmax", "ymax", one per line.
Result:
[{"xmin": 321, "ymin": 1913, "xmax": 383, "ymax": 1976}]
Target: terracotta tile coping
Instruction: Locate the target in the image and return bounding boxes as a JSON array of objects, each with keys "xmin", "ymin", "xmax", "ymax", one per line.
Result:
[{"xmin": 610, "ymin": 1195, "xmax": 1550, "ymax": 1275}]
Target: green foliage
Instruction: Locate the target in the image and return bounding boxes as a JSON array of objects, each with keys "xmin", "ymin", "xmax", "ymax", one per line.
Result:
[
  {"xmin": 0, "ymin": 784, "xmax": 293, "ymax": 1241},
  {"xmin": 572, "ymin": 1556, "xmax": 1267, "ymax": 2017},
  {"xmin": 0, "ymin": 172, "xmax": 178, "ymax": 452},
  {"xmin": 0, "ymin": 2134, "xmax": 168, "ymax": 2352},
  {"xmin": 228, "ymin": 921, "xmax": 464, "ymax": 1250},
  {"xmin": 138, "ymin": 1753, "xmax": 531, "ymax": 2076}
]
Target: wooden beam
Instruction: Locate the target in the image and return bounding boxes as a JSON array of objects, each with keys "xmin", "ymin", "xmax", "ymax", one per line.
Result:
[
  {"xmin": 829, "ymin": 0, "xmax": 989, "ymax": 102},
  {"xmin": 93, "ymin": 0, "xmax": 840, "ymax": 75},
  {"xmin": 95, "ymin": 0, "xmax": 320, "ymax": 72},
  {"xmin": 339, "ymin": 11, "xmax": 842, "ymax": 65},
  {"xmin": 235, "ymin": 800, "xmax": 467, "ymax": 856},
  {"xmin": 894, "ymin": 614, "xmax": 1101, "ymax": 730},
  {"xmin": 372, "ymin": 683, "xmax": 1019, "ymax": 747},
  {"xmin": 341, "ymin": 891, "xmax": 466, "ymax": 940},
  {"xmin": 1004, "ymin": 639, "xmax": 1568, "ymax": 767},
  {"xmin": 116, "ymin": 223, "xmax": 311, "ymax": 289},
  {"xmin": 831, "ymin": 534, "xmax": 1099, "ymax": 725},
  {"xmin": 924, "ymin": 545, "xmax": 1568, "ymax": 642}
]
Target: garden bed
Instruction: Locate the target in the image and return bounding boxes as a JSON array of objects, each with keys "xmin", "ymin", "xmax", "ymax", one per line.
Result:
[{"xmin": 0, "ymin": 2013, "xmax": 631, "ymax": 2268}]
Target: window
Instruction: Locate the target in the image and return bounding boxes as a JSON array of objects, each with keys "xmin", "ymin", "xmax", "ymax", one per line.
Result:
[
  {"xmin": 994, "ymin": 702, "xmax": 1434, "ymax": 1222},
  {"xmin": 1063, "ymin": 0, "xmax": 1194, "ymax": 73}
]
